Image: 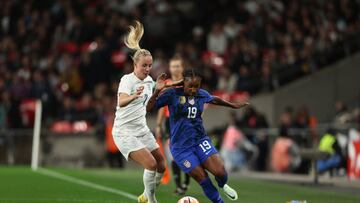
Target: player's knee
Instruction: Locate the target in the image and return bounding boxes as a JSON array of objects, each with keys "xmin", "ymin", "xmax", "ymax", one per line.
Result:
[
  {"xmin": 158, "ymin": 161, "xmax": 166, "ymax": 173},
  {"xmin": 156, "ymin": 157, "xmax": 166, "ymax": 173},
  {"xmin": 145, "ymin": 158, "xmax": 158, "ymax": 171},
  {"xmin": 190, "ymin": 170, "xmax": 207, "ymax": 183},
  {"xmin": 192, "ymin": 174, "xmax": 205, "ymax": 183},
  {"xmin": 213, "ymin": 166, "xmax": 226, "ymax": 178}
]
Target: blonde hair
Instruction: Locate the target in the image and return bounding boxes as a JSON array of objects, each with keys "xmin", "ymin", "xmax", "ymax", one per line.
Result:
[{"xmin": 124, "ymin": 21, "xmax": 151, "ymax": 63}]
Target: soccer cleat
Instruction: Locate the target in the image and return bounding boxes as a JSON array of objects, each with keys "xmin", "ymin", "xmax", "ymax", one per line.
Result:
[
  {"xmin": 174, "ymin": 187, "xmax": 185, "ymax": 195},
  {"xmin": 181, "ymin": 183, "xmax": 189, "ymax": 192},
  {"xmin": 222, "ymin": 184, "xmax": 238, "ymax": 201},
  {"xmin": 138, "ymin": 192, "xmax": 148, "ymax": 203}
]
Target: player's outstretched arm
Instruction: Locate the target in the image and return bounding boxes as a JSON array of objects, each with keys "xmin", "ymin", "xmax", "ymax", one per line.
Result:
[
  {"xmin": 210, "ymin": 96, "xmax": 250, "ymax": 109},
  {"xmin": 147, "ymin": 73, "xmax": 167, "ymax": 112}
]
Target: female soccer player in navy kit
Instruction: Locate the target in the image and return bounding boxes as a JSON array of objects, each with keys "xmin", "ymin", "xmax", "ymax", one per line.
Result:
[{"xmin": 147, "ymin": 70, "xmax": 249, "ymax": 203}]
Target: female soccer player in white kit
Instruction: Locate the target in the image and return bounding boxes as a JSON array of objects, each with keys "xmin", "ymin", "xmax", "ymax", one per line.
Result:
[{"xmin": 112, "ymin": 21, "xmax": 166, "ymax": 203}]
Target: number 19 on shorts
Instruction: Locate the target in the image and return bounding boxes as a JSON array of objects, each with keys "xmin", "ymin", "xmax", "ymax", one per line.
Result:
[{"xmin": 199, "ymin": 140, "xmax": 212, "ymax": 152}]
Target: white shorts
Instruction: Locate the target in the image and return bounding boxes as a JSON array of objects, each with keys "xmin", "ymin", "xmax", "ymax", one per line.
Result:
[{"xmin": 112, "ymin": 128, "xmax": 159, "ymax": 161}]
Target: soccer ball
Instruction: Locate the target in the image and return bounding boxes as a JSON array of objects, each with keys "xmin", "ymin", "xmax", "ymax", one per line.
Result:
[{"xmin": 177, "ymin": 196, "xmax": 199, "ymax": 203}]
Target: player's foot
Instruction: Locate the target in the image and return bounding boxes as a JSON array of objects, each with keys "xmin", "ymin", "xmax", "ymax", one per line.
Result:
[
  {"xmin": 181, "ymin": 183, "xmax": 189, "ymax": 192},
  {"xmin": 138, "ymin": 192, "xmax": 148, "ymax": 203},
  {"xmin": 222, "ymin": 184, "xmax": 238, "ymax": 201},
  {"xmin": 174, "ymin": 187, "xmax": 185, "ymax": 195}
]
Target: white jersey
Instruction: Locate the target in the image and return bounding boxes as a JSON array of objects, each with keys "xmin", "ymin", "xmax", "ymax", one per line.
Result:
[{"xmin": 113, "ymin": 72, "xmax": 154, "ymax": 136}]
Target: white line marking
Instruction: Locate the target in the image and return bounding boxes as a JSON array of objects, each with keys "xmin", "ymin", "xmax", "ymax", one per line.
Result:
[
  {"xmin": 0, "ymin": 198, "xmax": 99, "ymax": 202},
  {"xmin": 35, "ymin": 168, "xmax": 138, "ymax": 201}
]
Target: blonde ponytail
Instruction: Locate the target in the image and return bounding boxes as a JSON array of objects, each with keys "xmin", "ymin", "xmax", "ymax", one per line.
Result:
[
  {"xmin": 124, "ymin": 21, "xmax": 151, "ymax": 63},
  {"xmin": 124, "ymin": 21, "xmax": 143, "ymax": 50}
]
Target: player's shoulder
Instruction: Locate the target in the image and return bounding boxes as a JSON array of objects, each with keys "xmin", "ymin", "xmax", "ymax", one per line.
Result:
[
  {"xmin": 120, "ymin": 72, "xmax": 134, "ymax": 82},
  {"xmin": 160, "ymin": 87, "xmax": 183, "ymax": 96},
  {"xmin": 198, "ymin": 88, "xmax": 211, "ymax": 96},
  {"xmin": 173, "ymin": 87, "xmax": 185, "ymax": 95},
  {"xmin": 161, "ymin": 87, "xmax": 177, "ymax": 95}
]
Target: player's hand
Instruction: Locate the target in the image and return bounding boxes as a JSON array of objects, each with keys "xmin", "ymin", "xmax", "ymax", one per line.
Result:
[
  {"xmin": 232, "ymin": 102, "xmax": 250, "ymax": 109},
  {"xmin": 132, "ymin": 86, "xmax": 143, "ymax": 99},
  {"xmin": 131, "ymin": 94, "xmax": 141, "ymax": 100},
  {"xmin": 156, "ymin": 73, "xmax": 167, "ymax": 91}
]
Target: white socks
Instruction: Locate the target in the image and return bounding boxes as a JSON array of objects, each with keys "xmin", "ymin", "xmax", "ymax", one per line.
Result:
[
  {"xmin": 143, "ymin": 169, "xmax": 157, "ymax": 203},
  {"xmin": 142, "ymin": 171, "xmax": 164, "ymax": 203},
  {"xmin": 155, "ymin": 172, "xmax": 164, "ymax": 187}
]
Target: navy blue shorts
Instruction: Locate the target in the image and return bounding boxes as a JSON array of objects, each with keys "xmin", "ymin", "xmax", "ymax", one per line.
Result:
[{"xmin": 171, "ymin": 137, "xmax": 218, "ymax": 173}]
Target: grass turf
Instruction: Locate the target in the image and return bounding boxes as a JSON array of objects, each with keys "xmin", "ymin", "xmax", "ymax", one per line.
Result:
[{"xmin": 0, "ymin": 166, "xmax": 359, "ymax": 203}]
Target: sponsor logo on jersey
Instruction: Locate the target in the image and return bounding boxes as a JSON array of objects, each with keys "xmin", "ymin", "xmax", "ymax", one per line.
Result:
[
  {"xmin": 183, "ymin": 160, "xmax": 191, "ymax": 168},
  {"xmin": 188, "ymin": 97, "xmax": 195, "ymax": 105},
  {"xmin": 179, "ymin": 96, "xmax": 186, "ymax": 104}
]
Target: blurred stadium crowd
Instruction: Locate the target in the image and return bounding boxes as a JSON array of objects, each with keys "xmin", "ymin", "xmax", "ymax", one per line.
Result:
[
  {"xmin": 0, "ymin": 0, "xmax": 360, "ymax": 130},
  {"xmin": 216, "ymin": 101, "xmax": 360, "ymax": 173}
]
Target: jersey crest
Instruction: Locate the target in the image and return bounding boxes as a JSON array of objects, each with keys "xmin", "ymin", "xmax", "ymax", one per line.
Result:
[
  {"xmin": 179, "ymin": 96, "xmax": 186, "ymax": 104},
  {"xmin": 183, "ymin": 160, "xmax": 191, "ymax": 168}
]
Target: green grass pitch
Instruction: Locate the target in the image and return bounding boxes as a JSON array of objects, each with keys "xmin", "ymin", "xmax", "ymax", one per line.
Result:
[{"xmin": 0, "ymin": 166, "xmax": 359, "ymax": 203}]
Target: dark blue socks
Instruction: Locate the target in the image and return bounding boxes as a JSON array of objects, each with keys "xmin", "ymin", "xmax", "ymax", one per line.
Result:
[
  {"xmin": 215, "ymin": 172, "xmax": 228, "ymax": 188},
  {"xmin": 199, "ymin": 177, "xmax": 224, "ymax": 203}
]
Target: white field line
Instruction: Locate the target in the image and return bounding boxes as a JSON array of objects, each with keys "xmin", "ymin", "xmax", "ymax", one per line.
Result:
[
  {"xmin": 0, "ymin": 198, "xmax": 99, "ymax": 202},
  {"xmin": 35, "ymin": 168, "xmax": 138, "ymax": 201}
]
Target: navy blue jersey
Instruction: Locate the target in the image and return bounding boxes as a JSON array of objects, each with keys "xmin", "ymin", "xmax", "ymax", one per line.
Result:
[{"xmin": 155, "ymin": 88, "xmax": 214, "ymax": 152}]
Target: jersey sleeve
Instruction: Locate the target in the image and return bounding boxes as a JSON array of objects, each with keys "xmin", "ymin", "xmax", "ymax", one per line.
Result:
[
  {"xmin": 117, "ymin": 75, "xmax": 132, "ymax": 95},
  {"xmin": 200, "ymin": 89, "xmax": 215, "ymax": 103},
  {"xmin": 155, "ymin": 89, "xmax": 173, "ymax": 109}
]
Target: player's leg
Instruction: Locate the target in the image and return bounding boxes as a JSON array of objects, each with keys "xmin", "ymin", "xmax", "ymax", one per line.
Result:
[
  {"xmin": 202, "ymin": 154, "xmax": 227, "ymax": 187},
  {"xmin": 196, "ymin": 137, "xmax": 238, "ymax": 201},
  {"xmin": 143, "ymin": 132, "xmax": 166, "ymax": 187},
  {"xmin": 172, "ymin": 160, "xmax": 184, "ymax": 195},
  {"xmin": 165, "ymin": 139, "xmax": 183, "ymax": 194},
  {"xmin": 173, "ymin": 149, "xmax": 224, "ymax": 203},
  {"xmin": 112, "ymin": 130, "xmax": 157, "ymax": 203},
  {"xmin": 151, "ymin": 148, "xmax": 166, "ymax": 186},
  {"xmin": 129, "ymin": 149, "xmax": 158, "ymax": 203},
  {"xmin": 182, "ymin": 171, "xmax": 190, "ymax": 192},
  {"xmin": 137, "ymin": 132, "xmax": 166, "ymax": 202},
  {"xmin": 202, "ymin": 153, "xmax": 238, "ymax": 201},
  {"xmin": 188, "ymin": 166, "xmax": 224, "ymax": 203}
]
